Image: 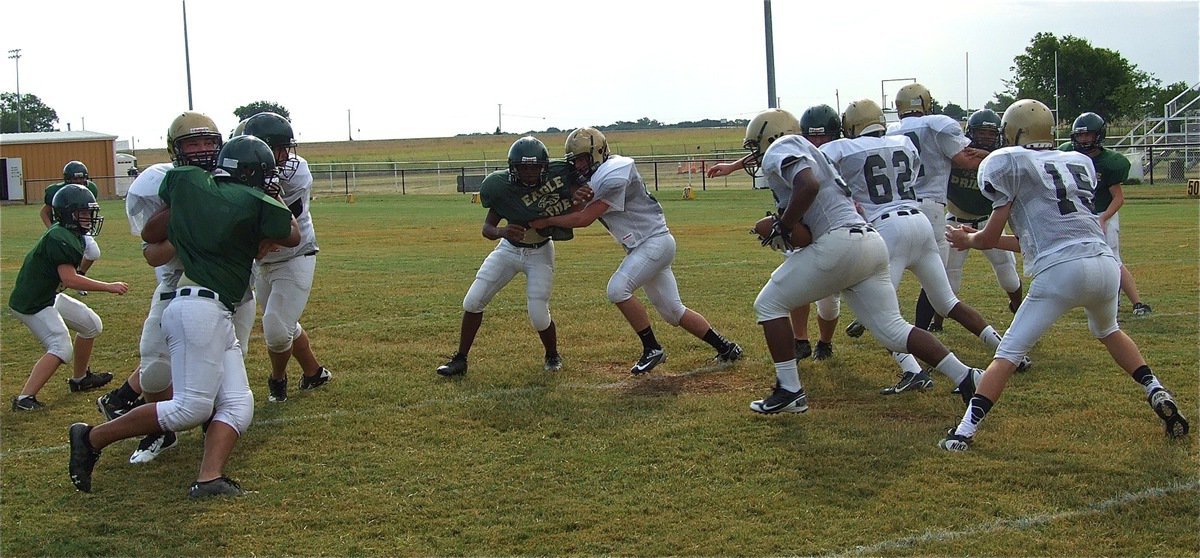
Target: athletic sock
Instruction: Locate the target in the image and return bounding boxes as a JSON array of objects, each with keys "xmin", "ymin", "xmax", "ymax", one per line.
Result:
[
  {"xmin": 979, "ymin": 326, "xmax": 1003, "ymax": 350},
  {"xmin": 636, "ymin": 327, "xmax": 661, "ymax": 352},
  {"xmin": 892, "ymin": 352, "xmax": 924, "ymax": 374},
  {"xmin": 774, "ymin": 360, "xmax": 802, "ymax": 392},
  {"xmin": 955, "ymin": 394, "xmax": 995, "ymax": 438},
  {"xmin": 701, "ymin": 329, "xmax": 729, "ymax": 351},
  {"xmin": 935, "ymin": 353, "xmax": 971, "ymax": 385},
  {"xmin": 1131, "ymin": 365, "xmax": 1164, "ymax": 396}
]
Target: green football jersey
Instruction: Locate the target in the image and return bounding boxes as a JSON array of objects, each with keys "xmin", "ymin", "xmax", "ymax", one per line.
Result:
[
  {"xmin": 479, "ymin": 160, "xmax": 577, "ymax": 244},
  {"xmin": 159, "ymin": 166, "xmax": 293, "ymax": 311},
  {"xmin": 1059, "ymin": 143, "xmax": 1130, "ymax": 213},
  {"xmin": 946, "ymin": 166, "xmax": 993, "ymax": 217},
  {"xmin": 8, "ymin": 225, "xmax": 84, "ymax": 314},
  {"xmin": 44, "ymin": 180, "xmax": 99, "ymax": 206}
]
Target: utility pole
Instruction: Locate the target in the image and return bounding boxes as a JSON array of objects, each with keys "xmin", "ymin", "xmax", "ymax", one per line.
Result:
[
  {"xmin": 763, "ymin": 1, "xmax": 776, "ymax": 108},
  {"xmin": 347, "ymin": 109, "xmax": 353, "ymax": 141},
  {"xmin": 497, "ymin": 104, "xmax": 502, "ymax": 134},
  {"xmin": 182, "ymin": 0, "xmax": 194, "ymax": 109},
  {"xmin": 8, "ymin": 49, "xmax": 22, "ymax": 132}
]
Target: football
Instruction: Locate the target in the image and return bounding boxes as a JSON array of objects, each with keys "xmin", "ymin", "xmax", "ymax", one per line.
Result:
[{"xmin": 752, "ymin": 215, "xmax": 813, "ymax": 249}]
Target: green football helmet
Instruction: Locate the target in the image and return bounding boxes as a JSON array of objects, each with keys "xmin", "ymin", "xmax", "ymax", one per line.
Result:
[
  {"xmin": 799, "ymin": 105, "xmax": 841, "ymax": 142},
  {"xmin": 564, "ymin": 128, "xmax": 610, "ymax": 182},
  {"xmin": 216, "ymin": 136, "xmax": 279, "ymax": 193},
  {"xmin": 62, "ymin": 161, "xmax": 89, "ymax": 184},
  {"xmin": 966, "ymin": 109, "xmax": 1003, "ymax": 151},
  {"xmin": 507, "ymin": 136, "xmax": 550, "ymax": 187},
  {"xmin": 167, "ymin": 111, "xmax": 223, "ymax": 170},
  {"xmin": 52, "ymin": 183, "xmax": 103, "ymax": 236},
  {"xmin": 242, "ymin": 112, "xmax": 299, "ymax": 179},
  {"xmin": 742, "ymin": 108, "xmax": 800, "ymax": 177},
  {"xmin": 1070, "ymin": 112, "xmax": 1107, "ymax": 151}
]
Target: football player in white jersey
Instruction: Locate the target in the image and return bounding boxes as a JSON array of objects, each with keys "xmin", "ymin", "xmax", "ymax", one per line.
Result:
[
  {"xmin": 827, "ymin": 100, "xmax": 1023, "ymax": 396},
  {"xmin": 880, "ymin": 83, "xmax": 988, "ymax": 333},
  {"xmin": 707, "ymin": 104, "xmax": 843, "ymax": 362},
  {"xmin": 739, "ymin": 108, "xmax": 983, "ymax": 414},
  {"xmin": 99, "ymin": 111, "xmax": 258, "ymax": 464},
  {"xmin": 241, "ymin": 113, "xmax": 333, "ymax": 403},
  {"xmin": 939, "ymin": 99, "xmax": 1188, "ymax": 451},
  {"xmin": 930, "ymin": 109, "xmax": 1024, "ymax": 333},
  {"xmin": 529, "ymin": 128, "xmax": 743, "ymax": 375}
]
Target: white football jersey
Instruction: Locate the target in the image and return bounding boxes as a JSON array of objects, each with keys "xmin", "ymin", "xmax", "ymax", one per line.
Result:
[
  {"xmin": 978, "ymin": 146, "xmax": 1112, "ymax": 276},
  {"xmin": 760, "ymin": 135, "xmax": 864, "ymax": 239},
  {"xmin": 260, "ymin": 155, "xmax": 319, "ymax": 263},
  {"xmin": 886, "ymin": 114, "xmax": 969, "ymax": 203},
  {"xmin": 124, "ymin": 162, "xmax": 184, "ymax": 287},
  {"xmin": 588, "ymin": 155, "xmax": 669, "ymax": 249},
  {"xmin": 822, "ymin": 135, "xmax": 922, "ymax": 221}
]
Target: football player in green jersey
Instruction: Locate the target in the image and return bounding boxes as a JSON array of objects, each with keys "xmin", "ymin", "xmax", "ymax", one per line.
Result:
[
  {"xmin": 10, "ymin": 184, "xmax": 128, "ymax": 411},
  {"xmin": 1060, "ymin": 112, "xmax": 1151, "ymax": 316},
  {"xmin": 69, "ymin": 136, "xmax": 299, "ymax": 498},
  {"xmin": 41, "ymin": 161, "xmax": 102, "ymax": 288},
  {"xmin": 436, "ymin": 137, "xmax": 580, "ymax": 377}
]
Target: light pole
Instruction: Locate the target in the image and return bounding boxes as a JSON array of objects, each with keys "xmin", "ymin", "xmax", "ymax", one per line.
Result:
[
  {"xmin": 182, "ymin": 1, "xmax": 193, "ymax": 109},
  {"xmin": 763, "ymin": 0, "xmax": 776, "ymax": 108},
  {"xmin": 8, "ymin": 48, "xmax": 21, "ymax": 132},
  {"xmin": 347, "ymin": 109, "xmax": 353, "ymax": 141}
]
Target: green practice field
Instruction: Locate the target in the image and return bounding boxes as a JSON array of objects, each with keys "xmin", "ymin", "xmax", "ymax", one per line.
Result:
[{"xmin": 1, "ymin": 182, "xmax": 1196, "ymax": 555}]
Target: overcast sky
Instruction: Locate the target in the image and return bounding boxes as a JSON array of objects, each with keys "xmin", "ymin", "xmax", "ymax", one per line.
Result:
[{"xmin": 2, "ymin": 0, "xmax": 1196, "ymax": 146}]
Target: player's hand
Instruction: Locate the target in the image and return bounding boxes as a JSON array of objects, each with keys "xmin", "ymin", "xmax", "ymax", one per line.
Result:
[
  {"xmin": 107, "ymin": 282, "xmax": 129, "ymax": 295},
  {"xmin": 257, "ymin": 240, "xmax": 280, "ymax": 259},
  {"xmin": 572, "ymin": 186, "xmax": 594, "ymax": 205},
  {"xmin": 707, "ymin": 162, "xmax": 739, "ymax": 178},
  {"xmin": 503, "ymin": 224, "xmax": 528, "ymax": 243},
  {"xmin": 945, "ymin": 224, "xmax": 977, "ymax": 251},
  {"xmin": 1099, "ymin": 216, "xmax": 1109, "ymax": 232}
]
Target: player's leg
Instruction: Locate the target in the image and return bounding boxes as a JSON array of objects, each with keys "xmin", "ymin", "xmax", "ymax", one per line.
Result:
[
  {"xmin": 440, "ymin": 245, "xmax": 522, "ymax": 376},
  {"xmin": 813, "ymin": 294, "xmax": 839, "ymax": 360},
  {"xmin": 639, "ymin": 235, "xmax": 741, "ymax": 363},
  {"xmin": 608, "ymin": 236, "xmax": 670, "ymax": 373},
  {"xmin": 981, "ymin": 246, "xmax": 1023, "ymax": 313},
  {"xmin": 191, "ymin": 342, "xmax": 254, "ymax": 497},
  {"xmin": 523, "ymin": 242, "xmax": 561, "ymax": 370},
  {"xmin": 941, "ymin": 263, "xmax": 1076, "ymax": 450},
  {"xmin": 790, "ymin": 305, "xmax": 813, "ymax": 359},
  {"xmin": 258, "ymin": 257, "xmax": 315, "ymax": 400},
  {"xmin": 54, "ymin": 294, "xmax": 112, "ymax": 391}
]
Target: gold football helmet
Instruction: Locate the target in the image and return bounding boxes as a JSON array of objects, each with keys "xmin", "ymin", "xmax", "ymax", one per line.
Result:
[
  {"xmin": 564, "ymin": 127, "xmax": 610, "ymax": 181},
  {"xmin": 894, "ymin": 83, "xmax": 932, "ymax": 116},
  {"xmin": 742, "ymin": 108, "xmax": 800, "ymax": 176},
  {"xmin": 1000, "ymin": 99, "xmax": 1055, "ymax": 149},
  {"xmin": 166, "ymin": 111, "xmax": 223, "ymax": 170},
  {"xmin": 841, "ymin": 99, "xmax": 887, "ymax": 139}
]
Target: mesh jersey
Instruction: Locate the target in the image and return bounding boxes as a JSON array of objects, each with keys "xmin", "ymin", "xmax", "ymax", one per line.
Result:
[
  {"xmin": 44, "ymin": 180, "xmax": 99, "ymax": 206},
  {"xmin": 821, "ymin": 135, "xmax": 922, "ymax": 221},
  {"xmin": 886, "ymin": 114, "xmax": 969, "ymax": 203},
  {"xmin": 260, "ymin": 155, "xmax": 319, "ymax": 263},
  {"xmin": 480, "ymin": 160, "xmax": 576, "ymax": 245},
  {"xmin": 978, "ymin": 147, "xmax": 1111, "ymax": 276},
  {"xmin": 1057, "ymin": 144, "xmax": 1130, "ymax": 213},
  {"xmin": 159, "ymin": 166, "xmax": 294, "ymax": 311},
  {"xmin": 126, "ymin": 162, "xmax": 185, "ymax": 287},
  {"xmin": 8, "ymin": 225, "xmax": 84, "ymax": 314},
  {"xmin": 588, "ymin": 155, "xmax": 669, "ymax": 249},
  {"xmin": 761, "ymin": 135, "xmax": 864, "ymax": 239}
]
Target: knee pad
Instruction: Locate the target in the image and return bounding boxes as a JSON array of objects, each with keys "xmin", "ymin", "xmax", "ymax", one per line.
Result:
[
  {"xmin": 262, "ymin": 312, "xmax": 296, "ymax": 353},
  {"xmin": 754, "ymin": 288, "xmax": 790, "ymax": 323},
  {"xmin": 987, "ymin": 251, "xmax": 1021, "ymax": 293},
  {"xmin": 606, "ymin": 272, "xmax": 636, "ymax": 305},
  {"xmin": 156, "ymin": 396, "xmax": 216, "ymax": 432},
  {"xmin": 462, "ymin": 279, "xmax": 499, "ymax": 314},
  {"xmin": 815, "ymin": 296, "xmax": 840, "ymax": 321},
  {"xmin": 654, "ymin": 300, "xmax": 687, "ymax": 326},
  {"xmin": 139, "ymin": 359, "xmax": 173, "ymax": 394},
  {"xmin": 866, "ymin": 316, "xmax": 913, "ymax": 354},
  {"xmin": 211, "ymin": 390, "xmax": 255, "ymax": 435},
  {"xmin": 74, "ymin": 311, "xmax": 103, "ymax": 340},
  {"xmin": 47, "ymin": 332, "xmax": 74, "ymax": 364},
  {"xmin": 527, "ymin": 298, "xmax": 552, "ymax": 332}
]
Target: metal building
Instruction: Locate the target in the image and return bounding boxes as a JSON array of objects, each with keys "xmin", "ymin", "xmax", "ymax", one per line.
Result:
[{"xmin": 0, "ymin": 131, "xmax": 118, "ymax": 203}]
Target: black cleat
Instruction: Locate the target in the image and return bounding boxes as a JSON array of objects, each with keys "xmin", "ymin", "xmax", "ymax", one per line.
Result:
[
  {"xmin": 714, "ymin": 342, "xmax": 744, "ymax": 363},
  {"xmin": 879, "ymin": 370, "xmax": 934, "ymax": 395},
  {"xmin": 68, "ymin": 370, "xmax": 114, "ymax": 393},
  {"xmin": 631, "ymin": 347, "xmax": 666, "ymax": 375},
  {"xmin": 1149, "ymin": 388, "xmax": 1189, "ymax": 439},
  {"xmin": 543, "ymin": 353, "xmax": 563, "ymax": 372},
  {"xmin": 845, "ymin": 320, "xmax": 866, "ymax": 338},
  {"xmin": 188, "ymin": 476, "xmax": 245, "ymax": 498},
  {"xmin": 938, "ymin": 427, "xmax": 973, "ymax": 452},
  {"xmin": 1132, "ymin": 302, "xmax": 1153, "ymax": 317},
  {"xmin": 813, "ymin": 341, "xmax": 834, "ymax": 361},
  {"xmin": 794, "ymin": 339, "xmax": 812, "ymax": 361},
  {"xmin": 267, "ymin": 377, "xmax": 288, "ymax": 402},
  {"xmin": 436, "ymin": 355, "xmax": 468, "ymax": 377},
  {"xmin": 12, "ymin": 395, "xmax": 46, "ymax": 412},
  {"xmin": 68, "ymin": 423, "xmax": 100, "ymax": 492},
  {"xmin": 299, "ymin": 367, "xmax": 333, "ymax": 390},
  {"xmin": 750, "ymin": 383, "xmax": 809, "ymax": 414}
]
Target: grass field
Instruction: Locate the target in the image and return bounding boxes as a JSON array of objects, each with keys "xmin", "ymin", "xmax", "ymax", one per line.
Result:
[{"xmin": 1, "ymin": 184, "xmax": 1196, "ymax": 556}]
